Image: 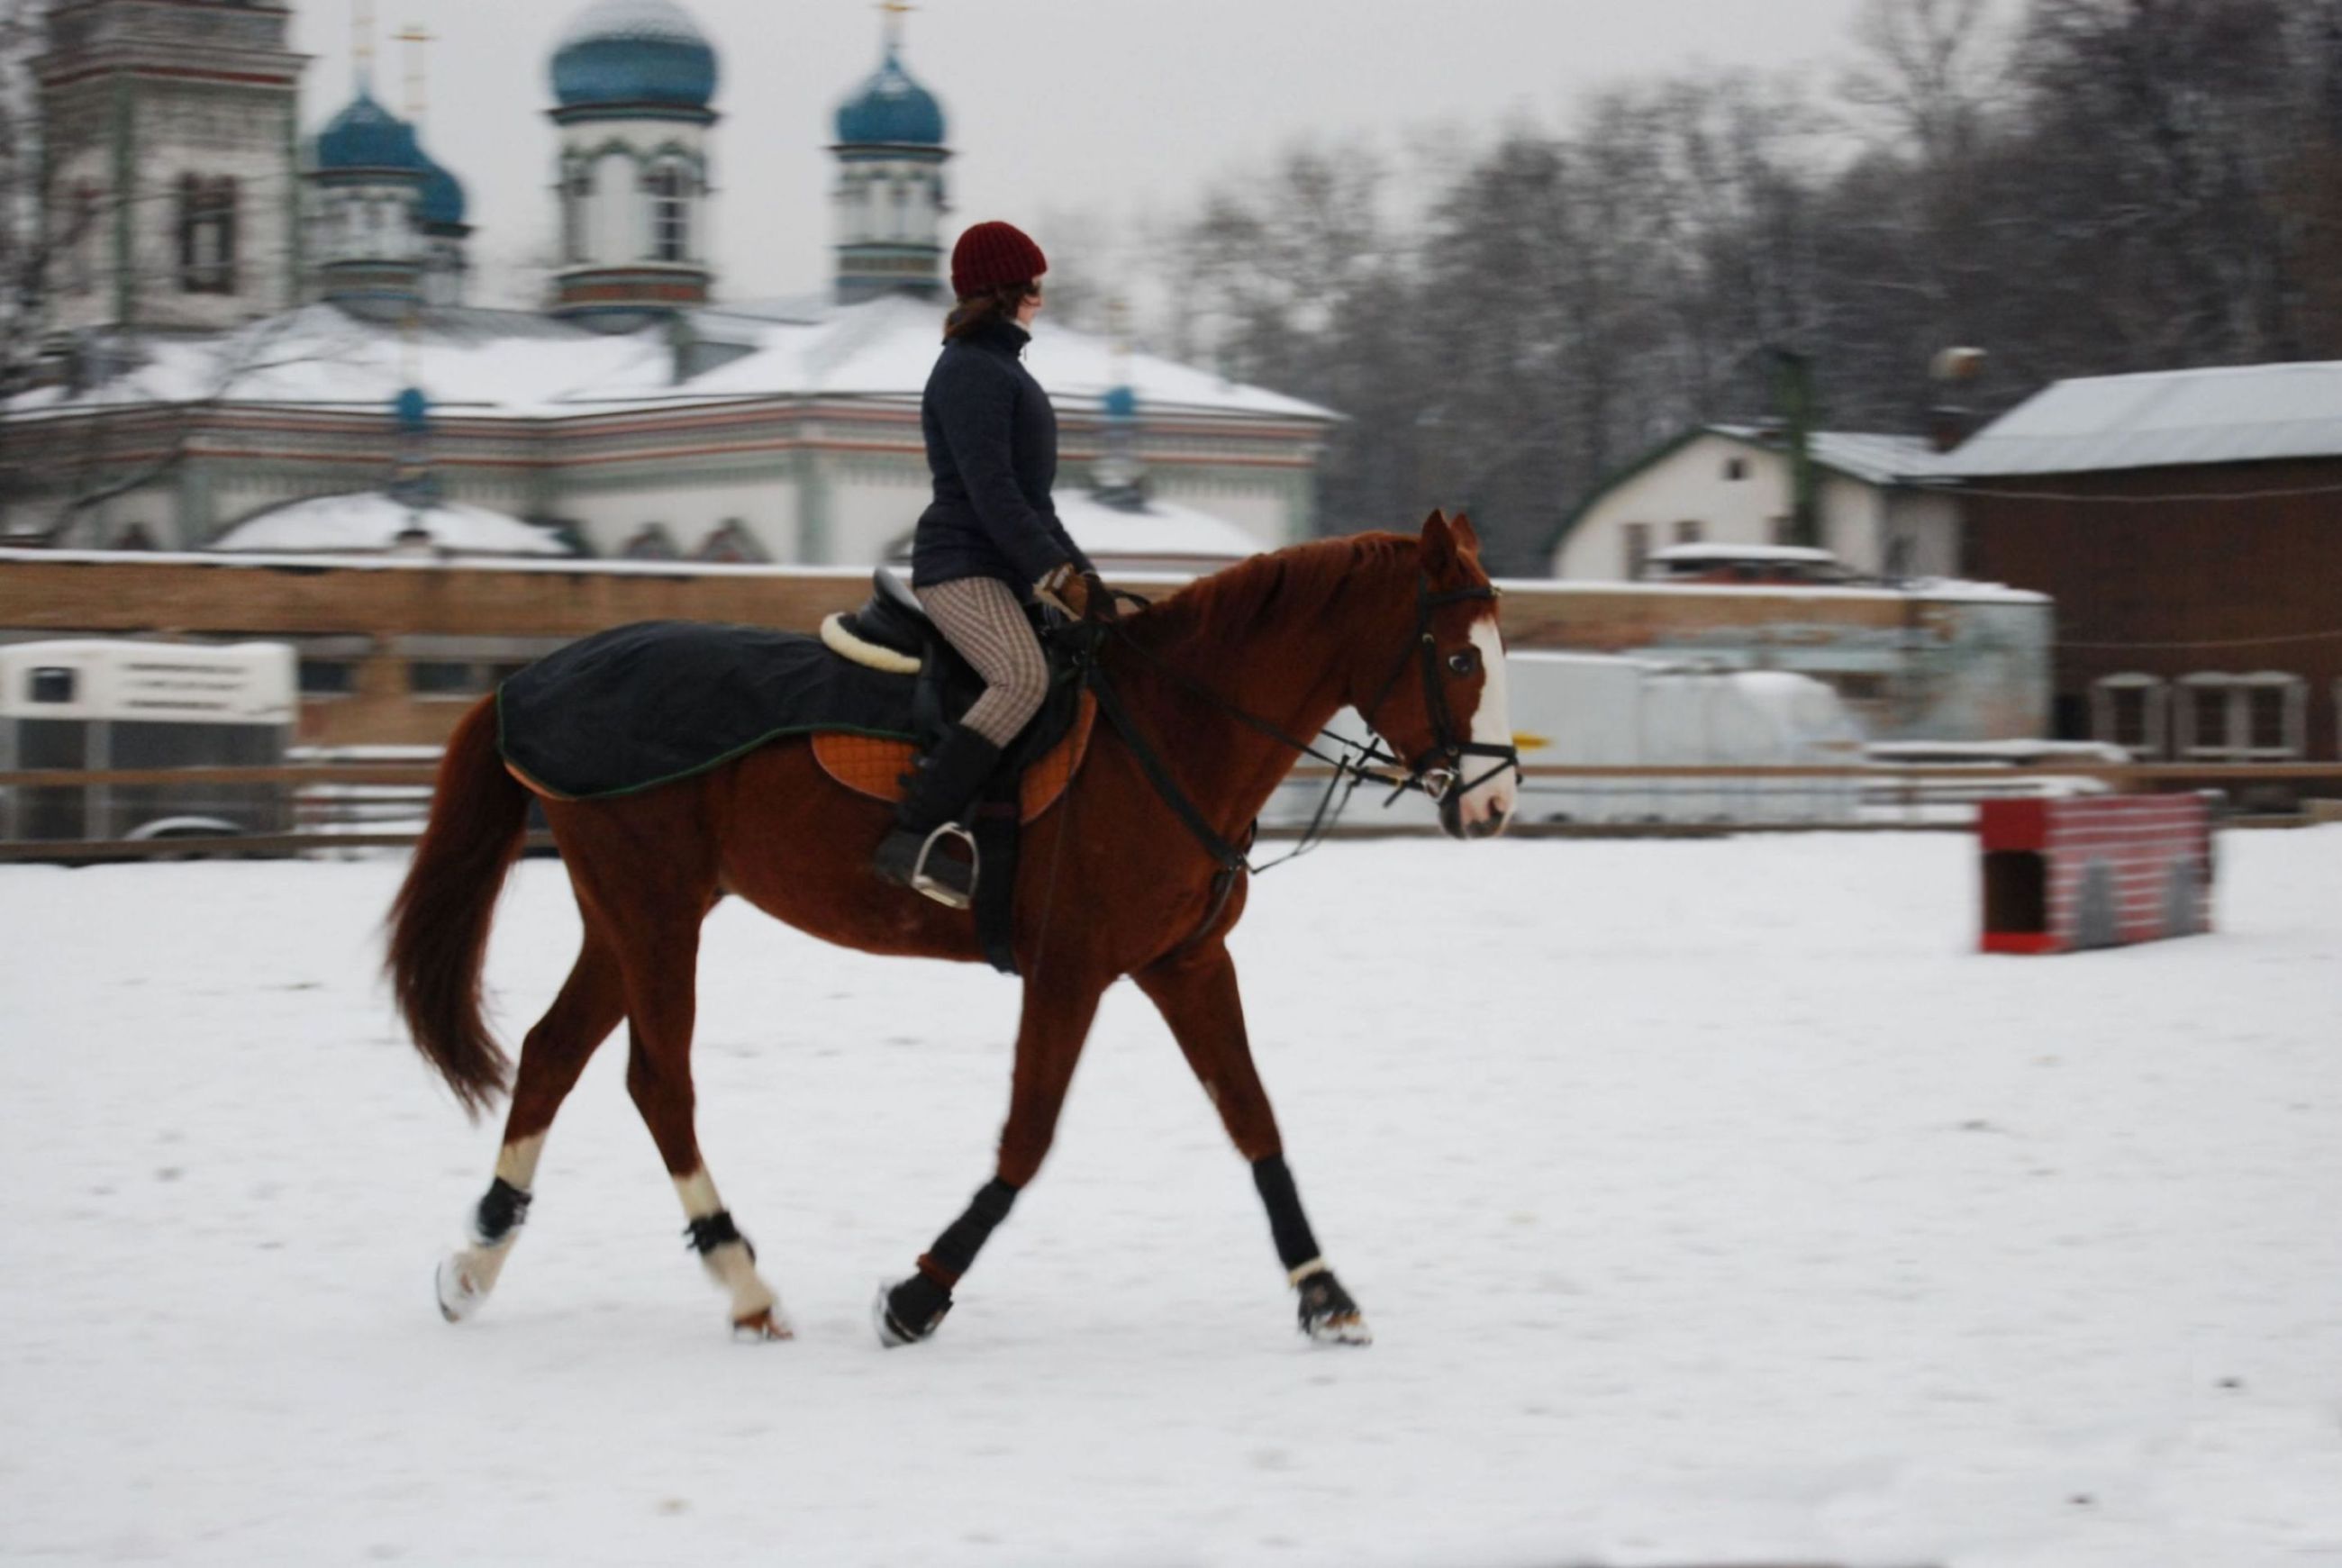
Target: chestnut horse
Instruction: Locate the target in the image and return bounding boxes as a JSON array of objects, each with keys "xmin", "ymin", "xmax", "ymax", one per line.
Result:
[{"xmin": 386, "ymin": 512, "xmax": 1517, "ymax": 1346}]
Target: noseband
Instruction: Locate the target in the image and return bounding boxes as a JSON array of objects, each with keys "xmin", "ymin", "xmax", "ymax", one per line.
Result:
[{"xmin": 1354, "ymin": 578, "xmax": 1522, "ymax": 808}]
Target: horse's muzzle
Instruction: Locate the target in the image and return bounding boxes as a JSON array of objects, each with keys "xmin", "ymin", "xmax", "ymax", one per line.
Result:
[{"xmin": 1441, "ymin": 789, "xmax": 1513, "ymax": 840}]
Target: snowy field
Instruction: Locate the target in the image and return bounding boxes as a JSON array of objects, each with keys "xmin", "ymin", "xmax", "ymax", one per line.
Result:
[{"xmin": 3, "ymin": 829, "xmax": 2338, "ymax": 1568}]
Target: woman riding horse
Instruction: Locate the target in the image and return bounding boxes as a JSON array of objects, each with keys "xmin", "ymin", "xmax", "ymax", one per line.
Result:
[{"xmin": 872, "ymin": 220, "xmax": 1118, "ymax": 903}]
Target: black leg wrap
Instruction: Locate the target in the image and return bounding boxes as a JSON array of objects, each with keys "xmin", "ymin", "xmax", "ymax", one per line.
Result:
[
  {"xmin": 1251, "ymin": 1156, "xmax": 1322, "ymax": 1274},
  {"xmin": 1296, "ymin": 1269, "xmax": 1363, "ymax": 1335},
  {"xmin": 925, "ymin": 1177, "xmax": 1021, "ymax": 1282},
  {"xmin": 684, "ymin": 1209, "xmax": 756, "ymax": 1264},
  {"xmin": 474, "ymin": 1177, "xmax": 531, "ymax": 1246},
  {"xmin": 881, "ymin": 1270, "xmax": 954, "ymax": 1344}
]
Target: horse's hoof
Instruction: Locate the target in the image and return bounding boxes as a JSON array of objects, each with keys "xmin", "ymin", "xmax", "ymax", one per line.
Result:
[
  {"xmin": 1306, "ymin": 1310, "xmax": 1374, "ymax": 1346},
  {"xmin": 873, "ymin": 1273, "xmax": 952, "ymax": 1348},
  {"xmin": 435, "ymin": 1254, "xmax": 485, "ymax": 1323},
  {"xmin": 731, "ymin": 1306, "xmax": 794, "ymax": 1342},
  {"xmin": 1295, "ymin": 1268, "xmax": 1372, "ymax": 1346}
]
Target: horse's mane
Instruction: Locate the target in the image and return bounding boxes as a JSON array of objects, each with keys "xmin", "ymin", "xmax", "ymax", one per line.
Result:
[{"xmin": 1122, "ymin": 532, "xmax": 1416, "ymax": 653}]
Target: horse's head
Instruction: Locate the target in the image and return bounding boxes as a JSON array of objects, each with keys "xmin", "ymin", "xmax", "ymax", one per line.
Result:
[{"xmin": 1350, "ymin": 512, "xmax": 1520, "ymax": 840}]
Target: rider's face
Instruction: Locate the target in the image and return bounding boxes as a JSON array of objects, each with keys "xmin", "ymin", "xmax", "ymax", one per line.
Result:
[{"xmin": 1016, "ymin": 282, "xmax": 1044, "ymax": 326}]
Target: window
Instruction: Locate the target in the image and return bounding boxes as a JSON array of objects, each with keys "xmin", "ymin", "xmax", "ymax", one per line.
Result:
[
  {"xmin": 408, "ymin": 660, "xmax": 527, "ymax": 699},
  {"xmin": 1621, "ymin": 521, "xmax": 1651, "ymax": 580},
  {"xmin": 644, "ymin": 164, "xmax": 689, "ymax": 262},
  {"xmin": 177, "ymin": 175, "xmax": 237, "ymax": 294},
  {"xmin": 29, "ymin": 667, "xmax": 77, "ymax": 704},
  {"xmin": 1723, "ymin": 457, "xmax": 1747, "ymax": 481},
  {"xmin": 694, "ymin": 520, "xmax": 767, "ymax": 564},
  {"xmin": 300, "ymin": 660, "xmax": 356, "ymax": 697},
  {"xmin": 1674, "ymin": 520, "xmax": 1704, "ymax": 545},
  {"xmin": 2092, "ymin": 674, "xmax": 2166, "ymax": 759},
  {"xmin": 2174, "ymin": 672, "xmax": 2307, "ymax": 761},
  {"xmin": 563, "ymin": 163, "xmax": 593, "ymax": 263},
  {"xmin": 620, "ymin": 523, "xmax": 679, "ymax": 560},
  {"xmin": 65, "ymin": 181, "xmax": 100, "ymax": 295}
]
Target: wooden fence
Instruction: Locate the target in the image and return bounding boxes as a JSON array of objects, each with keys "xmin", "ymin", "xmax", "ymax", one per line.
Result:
[{"xmin": 5, "ymin": 759, "xmax": 2338, "ymax": 862}]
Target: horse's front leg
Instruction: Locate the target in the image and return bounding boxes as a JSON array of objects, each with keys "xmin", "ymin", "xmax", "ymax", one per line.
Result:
[
  {"xmin": 1133, "ymin": 938, "xmax": 1371, "ymax": 1346},
  {"xmin": 876, "ymin": 970, "xmax": 1109, "ymax": 1346}
]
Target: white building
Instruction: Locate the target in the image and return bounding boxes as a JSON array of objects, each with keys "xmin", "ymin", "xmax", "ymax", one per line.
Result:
[
  {"xmin": 1548, "ymin": 424, "xmax": 1965, "ymax": 583},
  {"xmin": 4, "ymin": 2, "xmax": 1333, "ymax": 562}
]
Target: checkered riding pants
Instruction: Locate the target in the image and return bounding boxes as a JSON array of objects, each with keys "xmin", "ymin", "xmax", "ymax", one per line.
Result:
[{"xmin": 916, "ymin": 575, "xmax": 1051, "ymax": 748}]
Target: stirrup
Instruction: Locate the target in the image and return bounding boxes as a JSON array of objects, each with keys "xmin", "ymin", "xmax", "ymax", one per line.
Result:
[{"xmin": 911, "ymin": 821, "xmax": 979, "ymax": 911}]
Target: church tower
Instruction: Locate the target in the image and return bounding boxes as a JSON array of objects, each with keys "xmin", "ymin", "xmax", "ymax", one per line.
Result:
[
  {"xmin": 547, "ymin": 0, "xmax": 721, "ymax": 331},
  {"xmin": 309, "ymin": 83, "xmax": 431, "ymax": 315},
  {"xmin": 34, "ymin": 0, "xmax": 309, "ymax": 337},
  {"xmin": 831, "ymin": 4, "xmax": 950, "ymax": 304}
]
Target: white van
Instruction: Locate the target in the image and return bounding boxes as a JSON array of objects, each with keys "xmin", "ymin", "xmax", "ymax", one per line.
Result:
[{"xmin": 0, "ymin": 639, "xmax": 298, "ymax": 842}]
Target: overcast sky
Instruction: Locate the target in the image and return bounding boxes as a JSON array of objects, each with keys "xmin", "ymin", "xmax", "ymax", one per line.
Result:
[{"xmin": 290, "ymin": 0, "xmax": 1879, "ymax": 308}]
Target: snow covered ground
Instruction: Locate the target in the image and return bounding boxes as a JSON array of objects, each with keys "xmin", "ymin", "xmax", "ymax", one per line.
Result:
[{"xmin": 2, "ymin": 830, "xmax": 2337, "ymax": 1567}]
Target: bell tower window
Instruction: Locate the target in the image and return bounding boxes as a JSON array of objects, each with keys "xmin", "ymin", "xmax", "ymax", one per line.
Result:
[
  {"xmin": 563, "ymin": 163, "xmax": 594, "ymax": 264},
  {"xmin": 177, "ymin": 175, "xmax": 238, "ymax": 295},
  {"xmin": 644, "ymin": 162, "xmax": 690, "ymax": 263}
]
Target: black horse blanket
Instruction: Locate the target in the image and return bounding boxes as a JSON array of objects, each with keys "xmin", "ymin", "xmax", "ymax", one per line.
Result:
[{"xmin": 496, "ymin": 621, "xmax": 918, "ymax": 800}]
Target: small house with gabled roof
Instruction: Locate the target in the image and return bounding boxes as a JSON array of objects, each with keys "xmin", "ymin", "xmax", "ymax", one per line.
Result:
[{"xmin": 1546, "ymin": 423, "xmax": 1965, "ymax": 583}]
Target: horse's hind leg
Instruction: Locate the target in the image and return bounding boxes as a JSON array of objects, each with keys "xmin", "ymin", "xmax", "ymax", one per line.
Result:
[
  {"xmin": 1133, "ymin": 938, "xmax": 1372, "ymax": 1346},
  {"xmin": 437, "ymin": 927, "xmax": 625, "ymax": 1323}
]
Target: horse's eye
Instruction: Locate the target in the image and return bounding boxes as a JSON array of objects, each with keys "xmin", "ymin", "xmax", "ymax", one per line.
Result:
[{"xmin": 1447, "ymin": 648, "xmax": 1480, "ymax": 676}]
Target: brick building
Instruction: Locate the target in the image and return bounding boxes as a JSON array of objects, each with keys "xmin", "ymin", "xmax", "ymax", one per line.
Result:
[{"xmin": 1943, "ymin": 361, "xmax": 2342, "ymax": 764}]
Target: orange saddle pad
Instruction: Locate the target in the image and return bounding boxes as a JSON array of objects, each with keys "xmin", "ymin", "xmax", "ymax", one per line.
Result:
[{"xmin": 811, "ymin": 692, "xmax": 1098, "ymax": 824}]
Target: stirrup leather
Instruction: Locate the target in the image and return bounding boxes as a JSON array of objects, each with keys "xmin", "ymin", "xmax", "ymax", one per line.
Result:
[{"xmin": 911, "ymin": 820, "xmax": 980, "ymax": 911}]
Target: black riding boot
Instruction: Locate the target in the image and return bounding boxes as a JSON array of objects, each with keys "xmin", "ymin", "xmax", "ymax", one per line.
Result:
[{"xmin": 872, "ymin": 721, "xmax": 1002, "ymax": 906}]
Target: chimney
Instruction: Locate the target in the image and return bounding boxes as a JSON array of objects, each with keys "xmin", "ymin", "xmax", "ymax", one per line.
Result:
[{"xmin": 1926, "ymin": 346, "xmax": 1986, "ymax": 453}]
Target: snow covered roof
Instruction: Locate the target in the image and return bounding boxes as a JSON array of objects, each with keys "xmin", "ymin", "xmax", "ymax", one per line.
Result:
[
  {"xmin": 211, "ymin": 493, "xmax": 570, "ymax": 557},
  {"xmin": 1935, "ymin": 359, "xmax": 2342, "ymax": 476},
  {"xmin": 5, "ymin": 295, "xmax": 1335, "ymax": 427},
  {"xmin": 1707, "ymin": 424, "xmax": 1960, "ymax": 486},
  {"xmin": 670, "ymin": 294, "xmax": 1336, "ymax": 421},
  {"xmin": 1051, "ymin": 491, "xmax": 1265, "ymax": 566}
]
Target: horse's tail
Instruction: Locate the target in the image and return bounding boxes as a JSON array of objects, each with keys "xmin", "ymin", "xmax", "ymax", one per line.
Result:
[{"xmin": 386, "ymin": 697, "xmax": 530, "ymax": 1119}]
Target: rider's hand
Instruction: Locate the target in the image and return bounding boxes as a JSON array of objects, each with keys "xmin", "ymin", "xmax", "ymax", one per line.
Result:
[
  {"xmin": 1039, "ymin": 564, "xmax": 1118, "ymax": 622},
  {"xmin": 1077, "ymin": 570, "xmax": 1120, "ymax": 623}
]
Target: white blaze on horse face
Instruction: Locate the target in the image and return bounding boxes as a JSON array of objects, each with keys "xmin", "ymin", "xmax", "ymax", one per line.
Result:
[{"xmin": 1457, "ymin": 615, "xmax": 1517, "ymax": 835}]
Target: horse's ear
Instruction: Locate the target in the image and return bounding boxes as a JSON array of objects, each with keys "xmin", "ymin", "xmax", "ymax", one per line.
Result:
[
  {"xmin": 1422, "ymin": 508, "xmax": 1449, "ymax": 530},
  {"xmin": 1420, "ymin": 510, "xmax": 1457, "ymax": 575},
  {"xmin": 1451, "ymin": 512, "xmax": 1481, "ymax": 555}
]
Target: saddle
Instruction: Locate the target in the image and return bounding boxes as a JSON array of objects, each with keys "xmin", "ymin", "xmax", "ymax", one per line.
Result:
[{"xmin": 496, "ymin": 570, "xmax": 1094, "ymax": 975}]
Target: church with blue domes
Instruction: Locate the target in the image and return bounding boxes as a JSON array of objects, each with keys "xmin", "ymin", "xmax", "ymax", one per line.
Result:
[{"xmin": 5, "ymin": 0, "xmax": 1333, "ymax": 569}]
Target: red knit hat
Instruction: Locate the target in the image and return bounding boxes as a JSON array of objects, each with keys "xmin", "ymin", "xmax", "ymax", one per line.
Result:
[{"xmin": 951, "ymin": 221, "xmax": 1048, "ymax": 300}]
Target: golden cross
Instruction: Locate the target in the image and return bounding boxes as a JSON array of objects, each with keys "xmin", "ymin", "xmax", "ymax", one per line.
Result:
[
  {"xmin": 395, "ymin": 23, "xmax": 433, "ymax": 123},
  {"xmin": 352, "ymin": 0, "xmax": 375, "ymax": 86}
]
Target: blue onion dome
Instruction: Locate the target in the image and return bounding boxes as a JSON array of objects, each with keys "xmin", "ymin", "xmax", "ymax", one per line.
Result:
[
  {"xmin": 316, "ymin": 90, "xmax": 427, "ymax": 173},
  {"xmin": 835, "ymin": 44, "xmax": 945, "ymax": 146},
  {"xmin": 1103, "ymin": 385, "xmax": 1139, "ymax": 421},
  {"xmin": 550, "ymin": 0, "xmax": 718, "ymax": 110},
  {"xmin": 417, "ymin": 154, "xmax": 467, "ymax": 227}
]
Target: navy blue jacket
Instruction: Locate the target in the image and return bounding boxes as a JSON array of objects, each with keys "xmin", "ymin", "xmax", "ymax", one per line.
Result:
[{"xmin": 910, "ymin": 317, "xmax": 1095, "ymax": 593}]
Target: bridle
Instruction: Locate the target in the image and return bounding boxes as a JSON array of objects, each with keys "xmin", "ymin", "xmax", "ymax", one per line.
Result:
[
  {"xmin": 1352, "ymin": 577, "xmax": 1523, "ymax": 811},
  {"xmin": 1071, "ymin": 571, "xmax": 1523, "ymax": 882}
]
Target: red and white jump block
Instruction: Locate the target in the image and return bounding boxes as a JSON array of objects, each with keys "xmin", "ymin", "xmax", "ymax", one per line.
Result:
[{"xmin": 1979, "ymin": 795, "xmax": 2214, "ymax": 955}]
